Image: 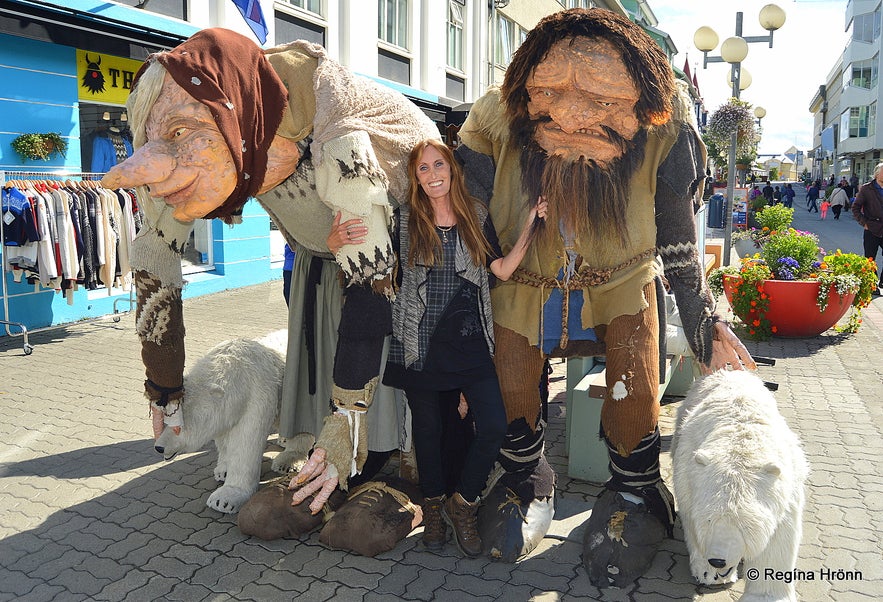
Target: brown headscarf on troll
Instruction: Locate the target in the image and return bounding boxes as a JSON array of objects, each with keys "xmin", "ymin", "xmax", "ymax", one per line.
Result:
[{"xmin": 132, "ymin": 28, "xmax": 288, "ymax": 221}]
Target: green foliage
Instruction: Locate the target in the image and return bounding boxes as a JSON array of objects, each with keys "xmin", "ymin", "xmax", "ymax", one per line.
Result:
[
  {"xmin": 705, "ymin": 98, "xmax": 759, "ymax": 161},
  {"xmin": 755, "ymin": 204, "xmax": 794, "ymax": 232},
  {"xmin": 10, "ymin": 132, "xmax": 67, "ymax": 161},
  {"xmin": 761, "ymin": 228, "xmax": 820, "ymax": 279}
]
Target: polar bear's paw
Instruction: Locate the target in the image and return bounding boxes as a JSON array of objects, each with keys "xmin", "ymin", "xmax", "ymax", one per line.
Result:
[
  {"xmin": 690, "ymin": 553, "xmax": 739, "ymax": 586},
  {"xmin": 272, "ymin": 433, "xmax": 316, "ymax": 474},
  {"xmin": 207, "ymin": 484, "xmax": 254, "ymax": 514},
  {"xmin": 214, "ymin": 462, "xmax": 228, "ymax": 482}
]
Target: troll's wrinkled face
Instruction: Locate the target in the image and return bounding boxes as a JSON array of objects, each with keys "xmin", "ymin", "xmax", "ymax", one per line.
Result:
[{"xmin": 526, "ymin": 37, "xmax": 640, "ymax": 167}]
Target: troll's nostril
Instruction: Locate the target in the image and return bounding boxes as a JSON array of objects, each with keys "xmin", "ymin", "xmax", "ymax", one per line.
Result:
[
  {"xmin": 708, "ymin": 558, "xmax": 727, "ymax": 569},
  {"xmin": 155, "ymin": 445, "xmax": 164, "ymax": 454}
]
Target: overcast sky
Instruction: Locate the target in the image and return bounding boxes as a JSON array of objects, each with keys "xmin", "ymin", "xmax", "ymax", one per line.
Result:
[{"xmin": 652, "ymin": 0, "xmax": 849, "ymax": 157}]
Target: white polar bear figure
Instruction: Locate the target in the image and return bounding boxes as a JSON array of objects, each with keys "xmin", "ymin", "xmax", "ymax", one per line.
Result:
[
  {"xmin": 672, "ymin": 370, "xmax": 809, "ymax": 602},
  {"xmin": 154, "ymin": 330, "xmax": 287, "ymax": 514}
]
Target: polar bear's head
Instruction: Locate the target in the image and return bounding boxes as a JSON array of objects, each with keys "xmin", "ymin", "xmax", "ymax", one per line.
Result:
[
  {"xmin": 686, "ymin": 446, "xmax": 788, "ymax": 584},
  {"xmin": 154, "ymin": 382, "xmax": 225, "ymax": 460}
]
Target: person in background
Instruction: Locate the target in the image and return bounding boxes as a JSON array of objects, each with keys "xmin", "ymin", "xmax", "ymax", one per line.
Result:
[
  {"xmin": 373, "ymin": 139, "xmax": 547, "ymax": 557},
  {"xmin": 807, "ymin": 180, "xmax": 820, "ymax": 213},
  {"xmin": 773, "ymin": 185, "xmax": 782, "ymax": 204},
  {"xmin": 782, "ymin": 183, "xmax": 796, "ymax": 208},
  {"xmin": 762, "ymin": 181, "xmax": 774, "ymax": 204},
  {"xmin": 828, "ymin": 182, "xmax": 848, "ymax": 220},
  {"xmin": 851, "ymin": 162, "xmax": 883, "ymax": 295},
  {"xmin": 820, "ymin": 197, "xmax": 831, "ymax": 220}
]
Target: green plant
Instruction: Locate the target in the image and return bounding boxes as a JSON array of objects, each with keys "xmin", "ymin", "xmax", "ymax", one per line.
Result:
[
  {"xmin": 709, "ymin": 235, "xmax": 876, "ymax": 341},
  {"xmin": 755, "ymin": 204, "xmax": 794, "ymax": 232},
  {"xmin": 761, "ymin": 228, "xmax": 820, "ymax": 279},
  {"xmin": 10, "ymin": 132, "xmax": 68, "ymax": 161}
]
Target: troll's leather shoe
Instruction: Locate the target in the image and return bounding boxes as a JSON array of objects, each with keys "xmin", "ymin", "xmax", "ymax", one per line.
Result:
[{"xmin": 443, "ymin": 491, "xmax": 482, "ymax": 557}]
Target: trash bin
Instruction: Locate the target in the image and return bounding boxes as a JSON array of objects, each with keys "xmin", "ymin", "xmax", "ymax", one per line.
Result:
[{"xmin": 706, "ymin": 193, "xmax": 725, "ymax": 229}]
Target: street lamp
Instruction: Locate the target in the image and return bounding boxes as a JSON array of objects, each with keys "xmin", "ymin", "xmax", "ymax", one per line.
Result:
[{"xmin": 695, "ymin": 4, "xmax": 786, "ymax": 266}]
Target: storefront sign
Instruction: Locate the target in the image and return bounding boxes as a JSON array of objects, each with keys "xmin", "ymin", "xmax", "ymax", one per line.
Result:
[{"xmin": 76, "ymin": 49, "xmax": 143, "ymax": 104}]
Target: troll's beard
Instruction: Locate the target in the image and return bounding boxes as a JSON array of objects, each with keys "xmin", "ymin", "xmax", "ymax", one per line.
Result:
[{"xmin": 520, "ymin": 124, "xmax": 647, "ymax": 246}]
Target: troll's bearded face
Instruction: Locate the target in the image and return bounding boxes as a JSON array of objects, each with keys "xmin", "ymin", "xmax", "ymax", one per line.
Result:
[{"xmin": 526, "ymin": 37, "xmax": 640, "ymax": 167}]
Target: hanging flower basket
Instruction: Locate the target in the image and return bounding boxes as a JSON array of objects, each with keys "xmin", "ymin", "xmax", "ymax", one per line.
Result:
[{"xmin": 10, "ymin": 132, "xmax": 68, "ymax": 162}]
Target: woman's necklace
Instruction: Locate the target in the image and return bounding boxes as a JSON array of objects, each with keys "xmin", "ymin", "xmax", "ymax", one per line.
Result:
[{"xmin": 436, "ymin": 224, "xmax": 455, "ymax": 243}]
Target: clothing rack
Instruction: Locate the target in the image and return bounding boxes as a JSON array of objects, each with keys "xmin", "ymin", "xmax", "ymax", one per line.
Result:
[{"xmin": 1, "ymin": 170, "xmax": 106, "ymax": 355}]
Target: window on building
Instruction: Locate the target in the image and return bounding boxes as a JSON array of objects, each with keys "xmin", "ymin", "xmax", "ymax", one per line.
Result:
[
  {"xmin": 843, "ymin": 57, "xmax": 878, "ymax": 89},
  {"xmin": 567, "ymin": 0, "xmax": 594, "ymax": 8},
  {"xmin": 286, "ymin": 0, "xmax": 322, "ymax": 15},
  {"xmin": 871, "ymin": 102, "xmax": 877, "ymax": 138},
  {"xmin": 495, "ymin": 14, "xmax": 526, "ymax": 68},
  {"xmin": 841, "ymin": 105, "xmax": 872, "ymax": 139},
  {"xmin": 378, "ymin": 48, "xmax": 410, "ymax": 85},
  {"xmin": 115, "ymin": 0, "xmax": 185, "ymax": 20},
  {"xmin": 275, "ymin": 10, "xmax": 325, "ymax": 46},
  {"xmin": 851, "ymin": 8, "xmax": 881, "ymax": 43},
  {"xmin": 448, "ymin": 1, "xmax": 464, "ymax": 72},
  {"xmin": 379, "ymin": 0, "xmax": 408, "ymax": 50}
]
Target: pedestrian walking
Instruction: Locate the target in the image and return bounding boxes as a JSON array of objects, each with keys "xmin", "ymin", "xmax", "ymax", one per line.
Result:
[
  {"xmin": 783, "ymin": 183, "xmax": 796, "ymax": 208},
  {"xmin": 807, "ymin": 180, "xmax": 821, "ymax": 213},
  {"xmin": 829, "ymin": 183, "xmax": 848, "ymax": 220},
  {"xmin": 851, "ymin": 162, "xmax": 883, "ymax": 293},
  {"xmin": 820, "ymin": 199, "xmax": 831, "ymax": 220}
]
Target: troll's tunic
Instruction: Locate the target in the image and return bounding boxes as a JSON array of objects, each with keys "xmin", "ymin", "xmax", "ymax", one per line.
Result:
[{"xmin": 456, "ymin": 86, "xmax": 716, "ymax": 427}]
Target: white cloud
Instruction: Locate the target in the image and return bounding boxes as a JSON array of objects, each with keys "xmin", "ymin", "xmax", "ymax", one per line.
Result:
[{"xmin": 653, "ymin": 0, "xmax": 849, "ymax": 156}]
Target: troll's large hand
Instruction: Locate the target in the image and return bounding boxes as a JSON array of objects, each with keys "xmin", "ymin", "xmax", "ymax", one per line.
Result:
[
  {"xmin": 701, "ymin": 321, "xmax": 757, "ymax": 374},
  {"xmin": 289, "ymin": 448, "xmax": 340, "ymax": 514}
]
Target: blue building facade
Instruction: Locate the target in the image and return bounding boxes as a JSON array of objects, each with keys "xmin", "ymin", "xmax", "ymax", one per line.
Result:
[{"xmin": 0, "ymin": 1, "xmax": 282, "ymax": 339}]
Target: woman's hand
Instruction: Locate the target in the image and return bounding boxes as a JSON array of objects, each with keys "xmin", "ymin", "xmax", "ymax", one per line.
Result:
[
  {"xmin": 327, "ymin": 211, "xmax": 367, "ymax": 255},
  {"xmin": 529, "ymin": 196, "xmax": 549, "ymax": 224},
  {"xmin": 701, "ymin": 321, "xmax": 758, "ymax": 374}
]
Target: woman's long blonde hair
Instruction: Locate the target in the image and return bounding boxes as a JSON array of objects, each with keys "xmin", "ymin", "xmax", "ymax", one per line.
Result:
[{"xmin": 405, "ymin": 139, "xmax": 492, "ymax": 267}]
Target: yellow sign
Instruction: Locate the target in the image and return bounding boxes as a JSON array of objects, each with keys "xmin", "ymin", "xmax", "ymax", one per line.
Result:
[{"xmin": 76, "ymin": 49, "xmax": 143, "ymax": 104}]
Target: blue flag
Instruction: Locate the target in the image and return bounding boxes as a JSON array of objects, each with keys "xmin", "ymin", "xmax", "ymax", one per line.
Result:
[{"xmin": 230, "ymin": 0, "xmax": 268, "ymax": 44}]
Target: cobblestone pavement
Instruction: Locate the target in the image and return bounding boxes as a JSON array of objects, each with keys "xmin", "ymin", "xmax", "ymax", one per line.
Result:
[{"xmin": 1, "ymin": 204, "xmax": 882, "ymax": 600}]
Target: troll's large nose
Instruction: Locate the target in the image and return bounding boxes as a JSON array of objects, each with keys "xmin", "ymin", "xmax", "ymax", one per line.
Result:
[
  {"xmin": 708, "ymin": 558, "xmax": 727, "ymax": 569},
  {"xmin": 101, "ymin": 143, "xmax": 176, "ymax": 189}
]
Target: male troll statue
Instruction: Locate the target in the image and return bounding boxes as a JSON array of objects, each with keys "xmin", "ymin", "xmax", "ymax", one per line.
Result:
[
  {"xmin": 102, "ymin": 28, "xmax": 439, "ymax": 517},
  {"xmin": 453, "ymin": 9, "xmax": 754, "ymax": 586}
]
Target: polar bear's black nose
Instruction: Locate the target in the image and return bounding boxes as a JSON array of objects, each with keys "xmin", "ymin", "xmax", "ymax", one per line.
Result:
[
  {"xmin": 155, "ymin": 445, "xmax": 165, "ymax": 454},
  {"xmin": 708, "ymin": 558, "xmax": 727, "ymax": 569}
]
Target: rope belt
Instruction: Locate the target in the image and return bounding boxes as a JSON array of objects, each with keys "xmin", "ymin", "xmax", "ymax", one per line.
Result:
[{"xmin": 510, "ymin": 247, "xmax": 656, "ymax": 349}]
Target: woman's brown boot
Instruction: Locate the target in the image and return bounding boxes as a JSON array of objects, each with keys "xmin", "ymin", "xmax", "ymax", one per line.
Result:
[
  {"xmin": 442, "ymin": 492, "xmax": 482, "ymax": 557},
  {"xmin": 422, "ymin": 495, "xmax": 447, "ymax": 550}
]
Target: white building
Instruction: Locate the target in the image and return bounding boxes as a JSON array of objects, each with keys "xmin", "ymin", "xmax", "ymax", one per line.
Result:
[{"xmin": 809, "ymin": 0, "xmax": 881, "ymax": 184}]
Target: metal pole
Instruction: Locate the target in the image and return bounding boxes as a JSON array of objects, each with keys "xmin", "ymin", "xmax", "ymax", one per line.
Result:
[{"xmin": 721, "ymin": 12, "xmax": 744, "ymax": 267}]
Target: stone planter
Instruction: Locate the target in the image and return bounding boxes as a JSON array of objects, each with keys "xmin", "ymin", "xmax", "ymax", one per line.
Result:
[{"xmin": 722, "ymin": 275, "xmax": 855, "ymax": 338}]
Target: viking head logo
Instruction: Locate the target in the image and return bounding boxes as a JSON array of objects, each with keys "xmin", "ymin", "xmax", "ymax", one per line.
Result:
[{"xmin": 82, "ymin": 54, "xmax": 105, "ymax": 94}]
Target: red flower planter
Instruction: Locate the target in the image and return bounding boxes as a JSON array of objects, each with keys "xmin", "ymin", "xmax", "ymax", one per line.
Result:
[{"xmin": 723, "ymin": 275, "xmax": 855, "ymax": 338}]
